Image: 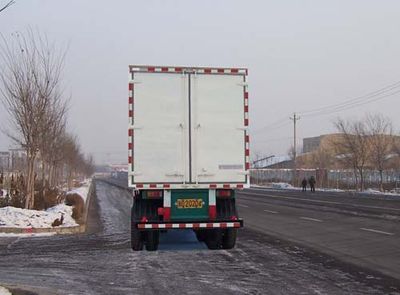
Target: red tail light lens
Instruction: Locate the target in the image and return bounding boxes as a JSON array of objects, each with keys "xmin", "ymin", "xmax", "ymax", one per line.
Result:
[
  {"xmin": 216, "ymin": 189, "xmax": 232, "ymax": 197},
  {"xmin": 146, "ymin": 190, "xmax": 163, "ymax": 198}
]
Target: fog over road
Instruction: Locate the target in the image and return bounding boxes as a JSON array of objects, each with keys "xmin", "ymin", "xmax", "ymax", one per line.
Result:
[{"xmin": 0, "ymin": 182, "xmax": 399, "ymax": 294}]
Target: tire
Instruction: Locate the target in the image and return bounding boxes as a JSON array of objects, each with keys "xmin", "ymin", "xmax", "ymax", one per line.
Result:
[
  {"xmin": 195, "ymin": 230, "xmax": 207, "ymax": 242},
  {"xmin": 145, "ymin": 230, "xmax": 159, "ymax": 251},
  {"xmin": 205, "ymin": 229, "xmax": 222, "ymax": 250},
  {"xmin": 131, "ymin": 222, "xmax": 143, "ymax": 251},
  {"xmin": 222, "ymin": 228, "xmax": 237, "ymax": 249}
]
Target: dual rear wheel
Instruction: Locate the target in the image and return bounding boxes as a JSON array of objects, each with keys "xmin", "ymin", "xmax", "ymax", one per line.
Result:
[
  {"xmin": 131, "ymin": 224, "xmax": 160, "ymax": 251},
  {"xmin": 196, "ymin": 228, "xmax": 237, "ymax": 250}
]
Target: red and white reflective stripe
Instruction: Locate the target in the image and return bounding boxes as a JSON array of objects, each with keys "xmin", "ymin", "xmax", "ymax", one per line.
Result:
[
  {"xmin": 208, "ymin": 184, "xmax": 244, "ymax": 189},
  {"xmin": 195, "ymin": 68, "xmax": 247, "ymax": 75},
  {"xmin": 128, "ymin": 78, "xmax": 134, "ymax": 187},
  {"xmin": 129, "ymin": 65, "xmax": 247, "ymax": 75},
  {"xmin": 138, "ymin": 222, "xmax": 241, "ymax": 229},
  {"xmin": 245, "ymin": 133, "xmax": 250, "ymax": 170},
  {"xmin": 133, "ymin": 184, "xmax": 245, "ymax": 189},
  {"xmin": 244, "ymin": 80, "xmax": 250, "ymax": 170}
]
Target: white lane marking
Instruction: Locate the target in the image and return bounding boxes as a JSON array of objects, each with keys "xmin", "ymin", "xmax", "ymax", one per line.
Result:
[
  {"xmin": 360, "ymin": 228, "xmax": 394, "ymax": 236},
  {"xmin": 242, "ymin": 192, "xmax": 400, "ymax": 212},
  {"xmin": 300, "ymin": 217, "xmax": 323, "ymax": 222},
  {"xmin": 238, "ymin": 204, "xmax": 249, "ymax": 208},
  {"xmin": 264, "ymin": 209, "xmax": 278, "ymax": 214}
]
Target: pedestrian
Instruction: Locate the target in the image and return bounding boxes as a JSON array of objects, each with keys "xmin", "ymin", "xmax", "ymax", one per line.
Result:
[
  {"xmin": 301, "ymin": 178, "xmax": 307, "ymax": 192},
  {"xmin": 309, "ymin": 176, "xmax": 316, "ymax": 192}
]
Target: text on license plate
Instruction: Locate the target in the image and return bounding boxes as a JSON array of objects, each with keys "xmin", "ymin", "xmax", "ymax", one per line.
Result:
[{"xmin": 176, "ymin": 199, "xmax": 203, "ymax": 209}]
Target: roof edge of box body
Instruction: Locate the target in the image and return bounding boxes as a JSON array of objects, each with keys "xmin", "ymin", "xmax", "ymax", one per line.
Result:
[{"xmin": 129, "ymin": 65, "xmax": 248, "ymax": 75}]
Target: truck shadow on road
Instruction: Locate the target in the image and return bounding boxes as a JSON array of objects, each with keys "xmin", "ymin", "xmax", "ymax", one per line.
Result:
[{"xmin": 157, "ymin": 230, "xmax": 208, "ymax": 251}]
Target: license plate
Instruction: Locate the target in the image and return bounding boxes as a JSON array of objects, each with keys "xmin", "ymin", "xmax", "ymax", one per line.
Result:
[{"xmin": 176, "ymin": 199, "xmax": 203, "ymax": 209}]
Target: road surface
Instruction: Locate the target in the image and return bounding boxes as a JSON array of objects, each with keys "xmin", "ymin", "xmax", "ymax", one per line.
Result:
[
  {"xmin": 0, "ymin": 182, "xmax": 399, "ymax": 294},
  {"xmin": 237, "ymin": 187, "xmax": 400, "ymax": 282}
]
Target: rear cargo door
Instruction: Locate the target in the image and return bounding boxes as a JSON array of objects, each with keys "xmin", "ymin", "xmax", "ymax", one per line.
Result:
[
  {"xmin": 132, "ymin": 72, "xmax": 189, "ymax": 184},
  {"xmin": 191, "ymin": 74, "xmax": 246, "ymax": 183}
]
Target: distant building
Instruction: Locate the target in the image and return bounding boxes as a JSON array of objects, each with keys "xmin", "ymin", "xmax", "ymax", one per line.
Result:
[
  {"xmin": 300, "ymin": 133, "xmax": 400, "ymax": 169},
  {"xmin": 302, "ymin": 134, "xmax": 343, "ymax": 153}
]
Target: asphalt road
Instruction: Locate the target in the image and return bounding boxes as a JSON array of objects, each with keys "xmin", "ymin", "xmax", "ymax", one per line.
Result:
[
  {"xmin": 0, "ymin": 182, "xmax": 399, "ymax": 294},
  {"xmin": 237, "ymin": 187, "xmax": 400, "ymax": 281}
]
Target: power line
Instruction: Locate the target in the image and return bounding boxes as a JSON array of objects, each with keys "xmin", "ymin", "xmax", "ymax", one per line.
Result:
[
  {"xmin": 298, "ymin": 80, "xmax": 400, "ymax": 118},
  {"xmin": 250, "ymin": 80, "xmax": 400, "ymax": 143},
  {"xmin": 302, "ymin": 89, "xmax": 400, "ymax": 119},
  {"xmin": 252, "ymin": 119, "xmax": 291, "ymax": 134}
]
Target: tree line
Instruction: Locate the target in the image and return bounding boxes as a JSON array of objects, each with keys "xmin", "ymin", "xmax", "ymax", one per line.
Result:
[
  {"xmin": 294, "ymin": 113, "xmax": 399, "ymax": 191},
  {"xmin": 333, "ymin": 114, "xmax": 398, "ymax": 192},
  {"xmin": 0, "ymin": 30, "xmax": 93, "ymax": 209}
]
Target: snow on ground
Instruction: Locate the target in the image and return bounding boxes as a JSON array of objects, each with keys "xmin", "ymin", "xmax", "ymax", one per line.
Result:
[
  {"xmin": 251, "ymin": 183, "xmax": 400, "ymax": 196},
  {"xmin": 66, "ymin": 179, "xmax": 91, "ymax": 203},
  {"xmin": 0, "ymin": 232, "xmax": 56, "ymax": 238},
  {"xmin": 0, "ymin": 286, "xmax": 11, "ymax": 295},
  {"xmin": 271, "ymin": 182, "xmax": 296, "ymax": 189},
  {"xmin": 0, "ymin": 204, "xmax": 78, "ymax": 228},
  {"xmin": 363, "ymin": 188, "xmax": 400, "ymax": 196},
  {"xmin": 364, "ymin": 188, "xmax": 382, "ymax": 194},
  {"xmin": 318, "ymin": 188, "xmax": 345, "ymax": 192}
]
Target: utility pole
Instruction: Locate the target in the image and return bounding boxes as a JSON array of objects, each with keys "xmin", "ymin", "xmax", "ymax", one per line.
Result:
[{"xmin": 290, "ymin": 113, "xmax": 300, "ymax": 186}]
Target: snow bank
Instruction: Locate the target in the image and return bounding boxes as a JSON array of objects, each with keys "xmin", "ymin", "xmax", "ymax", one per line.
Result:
[
  {"xmin": 0, "ymin": 204, "xmax": 78, "ymax": 228},
  {"xmin": 66, "ymin": 179, "xmax": 91, "ymax": 203},
  {"xmin": 0, "ymin": 286, "xmax": 11, "ymax": 295},
  {"xmin": 364, "ymin": 188, "xmax": 381, "ymax": 194},
  {"xmin": 362, "ymin": 188, "xmax": 400, "ymax": 197},
  {"xmin": 271, "ymin": 182, "xmax": 295, "ymax": 189},
  {"xmin": 318, "ymin": 188, "xmax": 344, "ymax": 192},
  {"xmin": 0, "ymin": 232, "xmax": 56, "ymax": 238}
]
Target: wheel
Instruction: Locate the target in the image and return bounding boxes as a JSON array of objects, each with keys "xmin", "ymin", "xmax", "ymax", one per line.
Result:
[
  {"xmin": 205, "ymin": 229, "xmax": 222, "ymax": 250},
  {"xmin": 145, "ymin": 230, "xmax": 159, "ymax": 251},
  {"xmin": 131, "ymin": 222, "xmax": 143, "ymax": 251},
  {"xmin": 222, "ymin": 228, "xmax": 237, "ymax": 249},
  {"xmin": 195, "ymin": 230, "xmax": 207, "ymax": 242}
]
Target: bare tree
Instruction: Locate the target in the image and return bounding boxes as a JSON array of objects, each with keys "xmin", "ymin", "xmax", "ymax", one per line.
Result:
[
  {"xmin": 334, "ymin": 118, "xmax": 369, "ymax": 191},
  {"xmin": 0, "ymin": 0, "xmax": 15, "ymax": 14},
  {"xmin": 38, "ymin": 90, "xmax": 68, "ymax": 188},
  {"xmin": 62, "ymin": 133, "xmax": 81, "ymax": 190},
  {"xmin": 0, "ymin": 30, "xmax": 65, "ymax": 208},
  {"xmin": 366, "ymin": 114, "xmax": 393, "ymax": 191}
]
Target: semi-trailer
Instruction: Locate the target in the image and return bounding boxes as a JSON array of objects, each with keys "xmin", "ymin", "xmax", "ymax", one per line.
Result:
[{"xmin": 128, "ymin": 65, "xmax": 250, "ymax": 251}]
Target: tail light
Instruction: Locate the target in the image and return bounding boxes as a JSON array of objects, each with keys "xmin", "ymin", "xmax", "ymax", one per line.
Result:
[
  {"xmin": 209, "ymin": 205, "xmax": 217, "ymax": 220},
  {"xmin": 146, "ymin": 190, "xmax": 163, "ymax": 198},
  {"xmin": 216, "ymin": 189, "xmax": 232, "ymax": 198}
]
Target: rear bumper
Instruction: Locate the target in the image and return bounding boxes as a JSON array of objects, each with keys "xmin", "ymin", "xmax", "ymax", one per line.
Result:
[{"xmin": 136, "ymin": 219, "xmax": 243, "ymax": 230}]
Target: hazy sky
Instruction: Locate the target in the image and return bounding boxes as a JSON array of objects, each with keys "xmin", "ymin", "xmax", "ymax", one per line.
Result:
[{"xmin": 1, "ymin": 0, "xmax": 400, "ymax": 164}]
